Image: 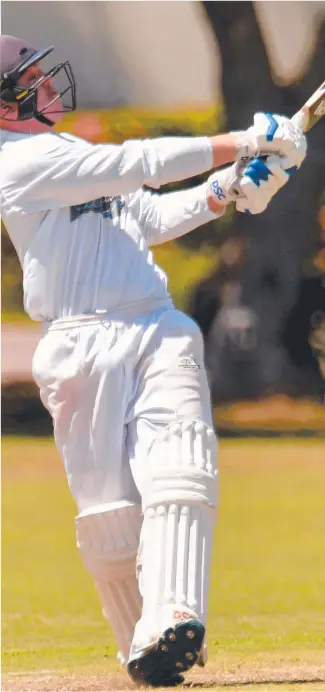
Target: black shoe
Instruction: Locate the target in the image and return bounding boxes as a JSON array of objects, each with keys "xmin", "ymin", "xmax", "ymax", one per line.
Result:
[{"xmin": 127, "ymin": 618, "xmax": 205, "ymax": 687}]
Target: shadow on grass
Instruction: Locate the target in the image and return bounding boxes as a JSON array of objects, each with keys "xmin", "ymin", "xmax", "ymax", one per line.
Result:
[{"xmin": 184, "ymin": 679, "xmax": 324, "ymax": 688}]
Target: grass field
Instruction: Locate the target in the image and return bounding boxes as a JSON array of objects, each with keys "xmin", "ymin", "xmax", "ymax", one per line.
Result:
[{"xmin": 2, "ymin": 437, "xmax": 325, "ymax": 691}]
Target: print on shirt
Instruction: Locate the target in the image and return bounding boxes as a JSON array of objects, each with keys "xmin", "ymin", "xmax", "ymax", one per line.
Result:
[{"xmin": 70, "ymin": 196, "xmax": 124, "ymax": 222}]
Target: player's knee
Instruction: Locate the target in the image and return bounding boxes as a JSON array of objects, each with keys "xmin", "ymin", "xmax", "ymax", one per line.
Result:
[
  {"xmin": 143, "ymin": 420, "xmax": 218, "ymax": 513},
  {"xmin": 75, "ymin": 500, "xmax": 142, "ymax": 580}
]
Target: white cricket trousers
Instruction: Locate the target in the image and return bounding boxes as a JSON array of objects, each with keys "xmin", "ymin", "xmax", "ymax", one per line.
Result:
[{"xmin": 32, "ymin": 302, "xmax": 215, "ymax": 512}]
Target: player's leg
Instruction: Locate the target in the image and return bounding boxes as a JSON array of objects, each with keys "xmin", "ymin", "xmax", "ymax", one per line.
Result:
[
  {"xmin": 32, "ymin": 321, "xmax": 143, "ymax": 662},
  {"xmin": 126, "ymin": 309, "xmax": 218, "ymax": 686},
  {"xmin": 76, "ymin": 498, "xmax": 142, "ymax": 664}
]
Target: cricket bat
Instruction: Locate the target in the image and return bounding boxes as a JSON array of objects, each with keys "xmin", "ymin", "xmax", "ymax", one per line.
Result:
[
  {"xmin": 232, "ymin": 80, "xmax": 325, "ymax": 197},
  {"xmin": 291, "ymin": 79, "xmax": 325, "ymax": 132}
]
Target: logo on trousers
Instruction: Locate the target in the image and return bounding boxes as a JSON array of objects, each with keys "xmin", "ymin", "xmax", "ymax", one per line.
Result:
[{"xmin": 179, "ymin": 356, "xmax": 200, "ymax": 370}]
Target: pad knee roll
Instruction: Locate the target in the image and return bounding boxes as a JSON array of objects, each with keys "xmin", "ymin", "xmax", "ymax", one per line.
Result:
[
  {"xmin": 76, "ymin": 500, "xmax": 142, "ymax": 576},
  {"xmin": 142, "ymin": 420, "xmax": 218, "ymax": 512}
]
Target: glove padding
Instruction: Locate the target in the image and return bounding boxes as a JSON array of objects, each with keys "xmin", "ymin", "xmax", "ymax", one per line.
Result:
[
  {"xmin": 235, "ymin": 155, "xmax": 293, "ymax": 214},
  {"xmin": 233, "ymin": 112, "xmax": 307, "ymax": 168},
  {"xmin": 208, "ymin": 155, "xmax": 295, "ymax": 215}
]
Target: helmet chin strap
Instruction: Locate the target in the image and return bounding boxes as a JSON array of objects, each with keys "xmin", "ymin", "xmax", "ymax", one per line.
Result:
[{"xmin": 35, "ymin": 112, "xmax": 55, "ymax": 127}]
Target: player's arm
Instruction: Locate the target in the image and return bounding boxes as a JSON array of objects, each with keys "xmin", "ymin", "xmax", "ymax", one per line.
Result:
[
  {"xmin": 3, "ymin": 111, "xmax": 306, "ymax": 213},
  {"xmin": 2, "ymin": 134, "xmax": 224, "ymax": 212},
  {"xmin": 131, "ymin": 149, "xmax": 304, "ymax": 246},
  {"xmin": 126, "ymin": 184, "xmax": 224, "ymax": 247}
]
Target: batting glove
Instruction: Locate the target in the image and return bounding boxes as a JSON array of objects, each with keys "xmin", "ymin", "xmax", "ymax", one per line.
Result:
[
  {"xmin": 235, "ymin": 154, "xmax": 296, "ymax": 214},
  {"xmin": 208, "ymin": 161, "xmax": 245, "ymax": 207},
  {"xmin": 208, "ymin": 155, "xmax": 297, "ymax": 215},
  {"xmin": 233, "ymin": 112, "xmax": 307, "ymax": 168}
]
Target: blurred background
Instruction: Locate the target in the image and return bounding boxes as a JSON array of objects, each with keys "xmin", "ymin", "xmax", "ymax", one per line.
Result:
[{"xmin": 2, "ymin": 0, "xmax": 325, "ymax": 434}]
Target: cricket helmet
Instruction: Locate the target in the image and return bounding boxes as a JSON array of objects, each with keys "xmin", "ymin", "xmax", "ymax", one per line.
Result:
[{"xmin": 0, "ymin": 34, "xmax": 76, "ymax": 126}]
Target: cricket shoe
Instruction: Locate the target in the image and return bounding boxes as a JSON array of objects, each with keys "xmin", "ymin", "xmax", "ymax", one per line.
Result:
[{"xmin": 126, "ymin": 605, "xmax": 205, "ymax": 687}]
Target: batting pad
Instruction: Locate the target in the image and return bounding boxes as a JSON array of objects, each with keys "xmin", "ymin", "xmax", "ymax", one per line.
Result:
[
  {"xmin": 137, "ymin": 421, "xmax": 217, "ymax": 637},
  {"xmin": 75, "ymin": 500, "xmax": 142, "ymax": 661}
]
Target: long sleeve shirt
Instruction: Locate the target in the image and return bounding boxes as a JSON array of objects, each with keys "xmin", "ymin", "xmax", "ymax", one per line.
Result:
[{"xmin": 0, "ymin": 129, "xmax": 222, "ymax": 321}]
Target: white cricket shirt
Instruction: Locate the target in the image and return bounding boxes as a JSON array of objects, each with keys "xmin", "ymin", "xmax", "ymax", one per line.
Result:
[{"xmin": 0, "ymin": 130, "xmax": 220, "ymax": 321}]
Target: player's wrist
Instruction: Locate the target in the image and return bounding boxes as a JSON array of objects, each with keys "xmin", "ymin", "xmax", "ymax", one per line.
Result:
[
  {"xmin": 231, "ymin": 129, "xmax": 259, "ymax": 161},
  {"xmin": 206, "ymin": 181, "xmax": 228, "ymax": 213},
  {"xmin": 209, "ymin": 133, "xmax": 238, "ymax": 168},
  {"xmin": 206, "ymin": 164, "xmax": 241, "ymax": 212}
]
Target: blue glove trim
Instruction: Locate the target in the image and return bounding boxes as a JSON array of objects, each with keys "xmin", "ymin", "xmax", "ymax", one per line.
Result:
[
  {"xmin": 285, "ymin": 165, "xmax": 298, "ymax": 176},
  {"xmin": 265, "ymin": 113, "xmax": 279, "ymax": 141},
  {"xmin": 245, "ymin": 157, "xmax": 272, "ymax": 187}
]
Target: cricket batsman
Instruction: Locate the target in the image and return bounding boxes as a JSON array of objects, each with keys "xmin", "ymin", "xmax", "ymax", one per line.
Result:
[{"xmin": 0, "ymin": 35, "xmax": 306, "ymax": 686}]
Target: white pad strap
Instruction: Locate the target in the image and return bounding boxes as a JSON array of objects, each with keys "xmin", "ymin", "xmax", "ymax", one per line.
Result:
[{"xmin": 76, "ymin": 501, "xmax": 142, "ymax": 660}]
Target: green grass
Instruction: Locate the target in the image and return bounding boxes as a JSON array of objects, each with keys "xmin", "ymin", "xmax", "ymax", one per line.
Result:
[
  {"xmin": 1, "ymin": 311, "xmax": 31, "ymax": 324},
  {"xmin": 2, "ymin": 437, "xmax": 325, "ymax": 690}
]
